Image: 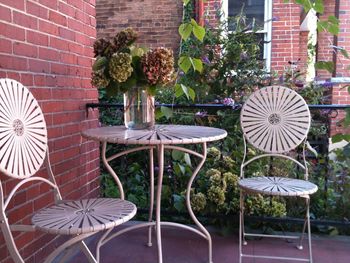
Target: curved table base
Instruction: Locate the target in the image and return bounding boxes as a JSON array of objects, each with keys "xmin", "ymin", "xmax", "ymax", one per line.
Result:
[{"xmin": 100, "ymin": 142, "xmax": 212, "ymax": 263}]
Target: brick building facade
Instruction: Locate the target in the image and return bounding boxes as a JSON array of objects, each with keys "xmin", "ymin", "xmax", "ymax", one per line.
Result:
[
  {"xmin": 94, "ymin": 0, "xmax": 349, "ymax": 135},
  {"xmin": 96, "ymin": 0, "xmax": 183, "ymax": 52},
  {"xmin": 0, "ymin": 0, "xmax": 100, "ymax": 262}
]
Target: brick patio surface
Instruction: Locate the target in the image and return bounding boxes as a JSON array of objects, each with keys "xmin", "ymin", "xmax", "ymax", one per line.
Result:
[{"xmin": 69, "ymin": 222, "xmax": 350, "ymax": 263}]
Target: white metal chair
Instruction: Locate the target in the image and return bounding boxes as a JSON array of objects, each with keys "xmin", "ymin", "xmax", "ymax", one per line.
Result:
[
  {"xmin": 238, "ymin": 86, "xmax": 318, "ymax": 263},
  {"xmin": 0, "ymin": 78, "xmax": 137, "ymax": 263}
]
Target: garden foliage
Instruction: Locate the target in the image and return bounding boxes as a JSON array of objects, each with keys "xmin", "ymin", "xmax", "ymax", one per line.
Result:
[{"xmin": 97, "ymin": 1, "xmax": 350, "ymax": 234}]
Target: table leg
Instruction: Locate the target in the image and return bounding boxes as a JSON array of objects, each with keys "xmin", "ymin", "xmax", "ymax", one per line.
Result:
[
  {"xmin": 148, "ymin": 147, "xmax": 155, "ymax": 247},
  {"xmin": 185, "ymin": 143, "xmax": 212, "ymax": 263},
  {"xmin": 101, "ymin": 142, "xmax": 125, "ymax": 200},
  {"xmin": 156, "ymin": 144, "xmax": 164, "ymax": 263},
  {"xmin": 164, "ymin": 143, "xmax": 212, "ymax": 263}
]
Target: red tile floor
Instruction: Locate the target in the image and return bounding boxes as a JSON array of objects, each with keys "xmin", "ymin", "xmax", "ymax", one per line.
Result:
[{"xmin": 70, "ymin": 222, "xmax": 350, "ymax": 263}]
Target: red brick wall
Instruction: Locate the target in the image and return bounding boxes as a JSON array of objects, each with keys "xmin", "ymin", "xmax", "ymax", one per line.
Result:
[
  {"xmin": 203, "ymin": 0, "xmax": 221, "ymax": 27},
  {"xmin": 335, "ymin": 0, "xmax": 350, "ymax": 77},
  {"xmin": 0, "ymin": 1, "xmax": 100, "ymax": 262},
  {"xmin": 96, "ymin": 0, "xmax": 182, "ymax": 52},
  {"xmin": 270, "ymin": 0, "xmax": 302, "ymax": 74}
]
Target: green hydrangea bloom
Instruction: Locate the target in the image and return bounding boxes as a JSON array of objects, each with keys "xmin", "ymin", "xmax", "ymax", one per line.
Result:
[
  {"xmin": 266, "ymin": 199, "xmax": 287, "ymax": 217},
  {"xmin": 223, "ymin": 172, "xmax": 239, "ymax": 188},
  {"xmin": 191, "ymin": 192, "xmax": 207, "ymax": 212},
  {"xmin": 209, "ymin": 173, "xmax": 222, "ymax": 186},
  {"xmin": 109, "ymin": 52, "xmax": 133, "ymax": 83},
  {"xmin": 91, "ymin": 69, "xmax": 110, "ymax": 88},
  {"xmin": 206, "ymin": 168, "xmax": 221, "ymax": 178},
  {"xmin": 207, "ymin": 147, "xmax": 221, "ymax": 161},
  {"xmin": 222, "ymin": 156, "xmax": 235, "ymax": 169},
  {"xmin": 208, "ymin": 186, "xmax": 225, "ymax": 205}
]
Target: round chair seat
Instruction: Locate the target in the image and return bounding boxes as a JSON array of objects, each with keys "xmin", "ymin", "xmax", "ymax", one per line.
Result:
[
  {"xmin": 32, "ymin": 198, "xmax": 137, "ymax": 235},
  {"xmin": 239, "ymin": 177, "xmax": 318, "ymax": 196}
]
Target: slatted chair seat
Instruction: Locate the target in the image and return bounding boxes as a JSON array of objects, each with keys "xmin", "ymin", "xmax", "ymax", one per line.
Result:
[
  {"xmin": 239, "ymin": 176, "xmax": 318, "ymax": 197},
  {"xmin": 32, "ymin": 198, "xmax": 136, "ymax": 235}
]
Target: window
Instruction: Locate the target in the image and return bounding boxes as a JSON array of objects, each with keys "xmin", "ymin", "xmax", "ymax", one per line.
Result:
[{"xmin": 222, "ymin": 0, "xmax": 272, "ymax": 70}]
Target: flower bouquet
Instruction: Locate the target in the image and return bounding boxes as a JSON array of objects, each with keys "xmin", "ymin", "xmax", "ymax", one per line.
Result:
[{"xmin": 91, "ymin": 28, "xmax": 175, "ymax": 129}]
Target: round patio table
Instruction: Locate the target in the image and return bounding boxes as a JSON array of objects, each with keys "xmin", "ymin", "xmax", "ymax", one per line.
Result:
[{"xmin": 82, "ymin": 125, "xmax": 227, "ymax": 263}]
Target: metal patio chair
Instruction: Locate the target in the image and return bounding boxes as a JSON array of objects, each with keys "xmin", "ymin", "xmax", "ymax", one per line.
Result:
[
  {"xmin": 238, "ymin": 86, "xmax": 318, "ymax": 263},
  {"xmin": 0, "ymin": 78, "xmax": 137, "ymax": 263}
]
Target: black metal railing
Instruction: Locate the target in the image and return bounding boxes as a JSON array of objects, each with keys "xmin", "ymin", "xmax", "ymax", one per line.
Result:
[
  {"xmin": 86, "ymin": 102, "xmax": 350, "ymax": 111},
  {"xmin": 86, "ymin": 102, "xmax": 350, "ymax": 229}
]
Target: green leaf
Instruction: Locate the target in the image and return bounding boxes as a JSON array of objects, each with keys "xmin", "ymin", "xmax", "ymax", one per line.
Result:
[
  {"xmin": 92, "ymin": 56, "xmax": 108, "ymax": 71},
  {"xmin": 174, "ymin": 84, "xmax": 184, "ymax": 97},
  {"xmin": 178, "ymin": 23, "xmax": 192, "ymax": 41},
  {"xmin": 172, "ymin": 150, "xmax": 184, "ymax": 161},
  {"xmin": 191, "ymin": 58, "xmax": 203, "ymax": 73},
  {"xmin": 340, "ymin": 48, "xmax": 350, "ymax": 59},
  {"xmin": 317, "ymin": 21, "xmax": 328, "ymax": 33},
  {"xmin": 332, "ymin": 134, "xmax": 345, "ymax": 143},
  {"xmin": 182, "ymin": 0, "xmax": 190, "ymax": 5},
  {"xmin": 178, "ymin": 56, "xmax": 192, "ymax": 73},
  {"xmin": 182, "ymin": 84, "xmax": 191, "ymax": 100},
  {"xmin": 184, "ymin": 153, "xmax": 192, "ymax": 167},
  {"xmin": 173, "ymin": 194, "xmax": 185, "ymax": 212},
  {"xmin": 174, "ymin": 163, "xmax": 186, "ymax": 175},
  {"xmin": 175, "ymin": 84, "xmax": 195, "ymax": 101},
  {"xmin": 174, "ymin": 84, "xmax": 184, "ymax": 98},
  {"xmin": 315, "ymin": 61, "xmax": 334, "ymax": 73},
  {"xmin": 188, "ymin": 87, "xmax": 196, "ymax": 101},
  {"xmin": 328, "ymin": 24, "xmax": 339, "ymax": 35},
  {"xmin": 347, "ymin": 85, "xmax": 350, "ymax": 94},
  {"xmin": 193, "ymin": 24, "xmax": 206, "ymax": 42},
  {"xmin": 295, "ymin": 0, "xmax": 312, "ymax": 12},
  {"xmin": 130, "ymin": 47, "xmax": 145, "ymax": 57},
  {"xmin": 314, "ymin": 0, "xmax": 324, "ymax": 14},
  {"xmin": 161, "ymin": 106, "xmax": 173, "ymax": 119},
  {"xmin": 328, "ymin": 15, "xmax": 339, "ymax": 24},
  {"xmin": 190, "ymin": 18, "xmax": 198, "ymax": 26}
]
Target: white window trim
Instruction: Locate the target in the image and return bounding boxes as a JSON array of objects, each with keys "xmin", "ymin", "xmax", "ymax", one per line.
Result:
[{"xmin": 222, "ymin": 0, "xmax": 272, "ymax": 71}]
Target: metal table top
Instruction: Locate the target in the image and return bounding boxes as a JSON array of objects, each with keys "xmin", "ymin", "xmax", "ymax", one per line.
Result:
[{"xmin": 82, "ymin": 125, "xmax": 227, "ymax": 145}]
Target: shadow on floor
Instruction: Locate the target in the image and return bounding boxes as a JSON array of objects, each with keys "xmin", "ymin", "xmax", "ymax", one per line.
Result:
[{"xmin": 69, "ymin": 222, "xmax": 350, "ymax": 263}]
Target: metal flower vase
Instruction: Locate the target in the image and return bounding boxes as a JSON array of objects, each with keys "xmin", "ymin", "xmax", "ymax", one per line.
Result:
[{"xmin": 124, "ymin": 86, "xmax": 155, "ymax": 130}]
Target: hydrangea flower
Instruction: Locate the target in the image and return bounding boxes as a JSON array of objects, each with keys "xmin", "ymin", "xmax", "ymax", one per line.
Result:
[
  {"xmin": 191, "ymin": 192, "xmax": 207, "ymax": 212},
  {"xmin": 109, "ymin": 53, "xmax": 133, "ymax": 83},
  {"xmin": 208, "ymin": 186, "xmax": 225, "ymax": 205},
  {"xmin": 207, "ymin": 147, "xmax": 221, "ymax": 161}
]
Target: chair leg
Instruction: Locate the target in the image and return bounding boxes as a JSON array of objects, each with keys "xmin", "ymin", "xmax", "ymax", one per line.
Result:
[
  {"xmin": 44, "ymin": 233, "xmax": 97, "ymax": 263},
  {"xmin": 239, "ymin": 190, "xmax": 244, "ymax": 263},
  {"xmin": 297, "ymin": 212, "xmax": 308, "ymax": 250},
  {"xmin": 306, "ymin": 198, "xmax": 313, "ymax": 263},
  {"xmin": 79, "ymin": 241, "xmax": 97, "ymax": 263},
  {"xmin": 297, "ymin": 197, "xmax": 313, "ymax": 262}
]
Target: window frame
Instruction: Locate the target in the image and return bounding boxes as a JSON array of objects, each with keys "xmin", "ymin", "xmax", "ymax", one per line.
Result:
[{"xmin": 222, "ymin": 0, "xmax": 272, "ymax": 71}]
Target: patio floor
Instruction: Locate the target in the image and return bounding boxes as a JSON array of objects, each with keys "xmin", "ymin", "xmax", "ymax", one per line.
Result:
[{"xmin": 69, "ymin": 222, "xmax": 350, "ymax": 263}]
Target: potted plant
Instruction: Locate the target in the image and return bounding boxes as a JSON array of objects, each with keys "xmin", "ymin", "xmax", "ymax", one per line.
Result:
[{"xmin": 91, "ymin": 28, "xmax": 175, "ymax": 129}]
